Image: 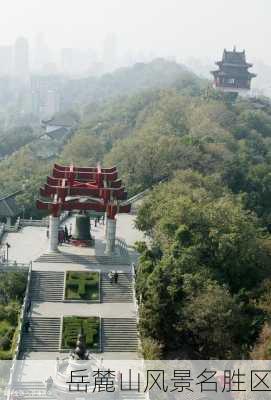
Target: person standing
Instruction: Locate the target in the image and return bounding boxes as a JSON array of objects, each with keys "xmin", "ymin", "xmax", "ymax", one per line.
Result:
[
  {"xmin": 114, "ymin": 271, "xmax": 119, "ymax": 284},
  {"xmin": 108, "ymin": 271, "xmax": 113, "ymax": 284},
  {"xmin": 64, "ymin": 225, "xmax": 69, "ymax": 242},
  {"xmin": 45, "ymin": 376, "xmax": 53, "ymax": 395}
]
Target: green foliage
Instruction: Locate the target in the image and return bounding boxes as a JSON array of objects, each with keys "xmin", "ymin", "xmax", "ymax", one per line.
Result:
[
  {"xmin": 62, "ymin": 317, "xmax": 100, "ymax": 351},
  {"xmin": 140, "ymin": 337, "xmax": 163, "ymax": 360},
  {"xmin": 136, "ymin": 171, "xmax": 269, "ymax": 358},
  {"xmin": 65, "ymin": 271, "xmax": 99, "ymax": 301},
  {"xmin": 0, "ymin": 272, "xmax": 27, "ymax": 304},
  {"xmin": 0, "ymin": 126, "xmax": 35, "ymax": 158},
  {"xmin": 0, "ymin": 272, "xmax": 26, "ymax": 359}
]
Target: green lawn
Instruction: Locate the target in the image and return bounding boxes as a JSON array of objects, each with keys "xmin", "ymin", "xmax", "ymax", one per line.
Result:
[
  {"xmin": 65, "ymin": 271, "xmax": 99, "ymax": 301},
  {"xmin": 61, "ymin": 316, "xmax": 100, "ymax": 351}
]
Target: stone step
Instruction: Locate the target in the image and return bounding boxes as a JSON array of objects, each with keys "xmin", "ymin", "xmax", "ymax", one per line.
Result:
[
  {"xmin": 118, "ymin": 394, "xmax": 147, "ymax": 400},
  {"xmin": 35, "ymin": 252, "xmax": 130, "ymax": 265},
  {"xmin": 30, "ymin": 271, "xmax": 64, "ymax": 302},
  {"xmin": 21, "ymin": 318, "xmax": 61, "ymax": 352},
  {"xmin": 11, "ymin": 382, "xmax": 146, "ymax": 400},
  {"xmin": 11, "ymin": 381, "xmax": 55, "ymax": 399},
  {"xmin": 102, "ymin": 318, "xmax": 138, "ymax": 352},
  {"xmin": 101, "ymin": 273, "xmax": 134, "ymax": 303}
]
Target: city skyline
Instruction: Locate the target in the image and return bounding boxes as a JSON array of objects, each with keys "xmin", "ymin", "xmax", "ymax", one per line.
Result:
[{"xmin": 0, "ymin": 0, "xmax": 270, "ymax": 65}]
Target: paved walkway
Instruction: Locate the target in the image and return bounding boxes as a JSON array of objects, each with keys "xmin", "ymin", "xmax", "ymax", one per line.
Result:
[
  {"xmin": 2, "ymin": 226, "xmax": 47, "ymax": 264},
  {"xmin": 31, "ymin": 302, "xmax": 136, "ymax": 318}
]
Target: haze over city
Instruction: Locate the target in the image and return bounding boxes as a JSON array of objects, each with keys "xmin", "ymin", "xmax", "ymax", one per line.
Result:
[{"xmin": 0, "ymin": 0, "xmax": 270, "ymax": 75}]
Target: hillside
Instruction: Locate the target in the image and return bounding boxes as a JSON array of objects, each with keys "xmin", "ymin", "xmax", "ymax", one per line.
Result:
[
  {"xmin": 1, "ymin": 63, "xmax": 271, "ymax": 359},
  {"xmin": 61, "ymin": 58, "xmax": 202, "ymax": 109}
]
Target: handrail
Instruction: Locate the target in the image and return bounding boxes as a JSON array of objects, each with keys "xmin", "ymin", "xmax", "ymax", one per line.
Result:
[{"xmin": 116, "ymin": 237, "xmax": 129, "ymax": 259}]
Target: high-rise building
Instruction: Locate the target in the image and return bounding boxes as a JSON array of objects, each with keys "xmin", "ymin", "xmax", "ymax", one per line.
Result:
[
  {"xmin": 13, "ymin": 37, "xmax": 29, "ymax": 83},
  {"xmin": 33, "ymin": 33, "xmax": 51, "ymax": 72},
  {"xmin": 102, "ymin": 33, "xmax": 118, "ymax": 72},
  {"xmin": 0, "ymin": 46, "xmax": 12, "ymax": 76}
]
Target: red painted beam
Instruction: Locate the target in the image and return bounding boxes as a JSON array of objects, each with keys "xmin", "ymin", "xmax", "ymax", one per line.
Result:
[
  {"xmin": 40, "ymin": 184, "xmax": 128, "ymax": 200},
  {"xmin": 54, "ymin": 163, "xmax": 117, "ymax": 173},
  {"xmin": 52, "ymin": 168, "xmax": 118, "ymax": 182},
  {"xmin": 47, "ymin": 176, "xmax": 122, "ymax": 189},
  {"xmin": 37, "ymin": 199, "xmax": 131, "ymax": 214}
]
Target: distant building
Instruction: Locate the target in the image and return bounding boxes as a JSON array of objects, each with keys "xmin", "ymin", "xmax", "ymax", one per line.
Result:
[
  {"xmin": 13, "ymin": 37, "xmax": 29, "ymax": 83},
  {"xmin": 0, "ymin": 46, "xmax": 12, "ymax": 76},
  {"xmin": 30, "ymin": 75, "xmax": 63, "ymax": 118},
  {"xmin": 40, "ymin": 90, "xmax": 60, "ymax": 119},
  {"xmin": 211, "ymin": 47, "xmax": 256, "ymax": 97},
  {"xmin": 40, "ymin": 113, "xmax": 78, "ymax": 141}
]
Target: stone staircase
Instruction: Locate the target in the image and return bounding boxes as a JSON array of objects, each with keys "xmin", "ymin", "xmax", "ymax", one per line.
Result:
[
  {"xmin": 35, "ymin": 252, "xmax": 130, "ymax": 265},
  {"xmin": 11, "ymin": 381, "xmax": 55, "ymax": 399},
  {"xmin": 118, "ymin": 393, "xmax": 147, "ymax": 400},
  {"xmin": 30, "ymin": 271, "xmax": 64, "ymax": 302},
  {"xmin": 21, "ymin": 317, "xmax": 61, "ymax": 352},
  {"xmin": 101, "ymin": 273, "xmax": 133, "ymax": 303},
  {"xmin": 10, "ymin": 382, "xmax": 146, "ymax": 400},
  {"xmin": 102, "ymin": 318, "xmax": 138, "ymax": 352}
]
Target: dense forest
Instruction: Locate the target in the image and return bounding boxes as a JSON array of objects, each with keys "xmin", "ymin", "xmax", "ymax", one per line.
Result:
[{"xmin": 1, "ymin": 60, "xmax": 271, "ymax": 358}]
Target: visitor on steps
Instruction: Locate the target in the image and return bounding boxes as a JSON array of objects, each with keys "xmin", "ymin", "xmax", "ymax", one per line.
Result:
[
  {"xmin": 24, "ymin": 319, "xmax": 30, "ymax": 332},
  {"xmin": 108, "ymin": 271, "xmax": 113, "ymax": 284},
  {"xmin": 114, "ymin": 271, "xmax": 119, "ymax": 284},
  {"xmin": 45, "ymin": 376, "xmax": 53, "ymax": 394},
  {"xmin": 26, "ymin": 297, "xmax": 31, "ymax": 313}
]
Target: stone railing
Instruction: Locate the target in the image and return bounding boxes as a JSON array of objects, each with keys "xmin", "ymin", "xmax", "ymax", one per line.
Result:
[
  {"xmin": 4, "ymin": 217, "xmax": 21, "ymax": 233},
  {"xmin": 20, "ymin": 211, "xmax": 70, "ymax": 228},
  {"xmin": 0, "ymin": 262, "xmax": 30, "ymax": 271},
  {"xmin": 0, "ymin": 217, "xmax": 21, "ymax": 239},
  {"xmin": 0, "ymin": 223, "xmax": 5, "ymax": 241},
  {"xmin": 131, "ymin": 262, "xmax": 139, "ymax": 323},
  {"xmin": 7, "ymin": 261, "xmax": 32, "ymax": 399},
  {"xmin": 20, "ymin": 217, "xmax": 48, "ymax": 227},
  {"xmin": 116, "ymin": 237, "xmax": 129, "ymax": 259}
]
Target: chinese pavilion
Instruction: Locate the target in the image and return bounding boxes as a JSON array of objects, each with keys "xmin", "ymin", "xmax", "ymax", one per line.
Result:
[
  {"xmin": 37, "ymin": 164, "xmax": 131, "ymax": 254},
  {"xmin": 211, "ymin": 47, "xmax": 256, "ymax": 96}
]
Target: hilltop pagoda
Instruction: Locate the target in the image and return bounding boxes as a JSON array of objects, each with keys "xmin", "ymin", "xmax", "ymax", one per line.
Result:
[{"xmin": 211, "ymin": 47, "xmax": 256, "ymax": 96}]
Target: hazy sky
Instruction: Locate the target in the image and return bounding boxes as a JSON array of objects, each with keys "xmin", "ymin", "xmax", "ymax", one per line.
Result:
[{"xmin": 0, "ymin": 0, "xmax": 270, "ymax": 63}]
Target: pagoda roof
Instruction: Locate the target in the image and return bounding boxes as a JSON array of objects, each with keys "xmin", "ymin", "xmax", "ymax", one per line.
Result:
[
  {"xmin": 214, "ymin": 47, "xmax": 254, "ymax": 69},
  {"xmin": 41, "ymin": 127, "xmax": 70, "ymax": 140},
  {"xmin": 223, "ymin": 48, "xmax": 247, "ymax": 64},
  {"xmin": 0, "ymin": 191, "xmax": 22, "ymax": 217},
  {"xmin": 42, "ymin": 113, "xmax": 79, "ymax": 128},
  {"xmin": 211, "ymin": 70, "xmax": 256, "ymax": 78}
]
